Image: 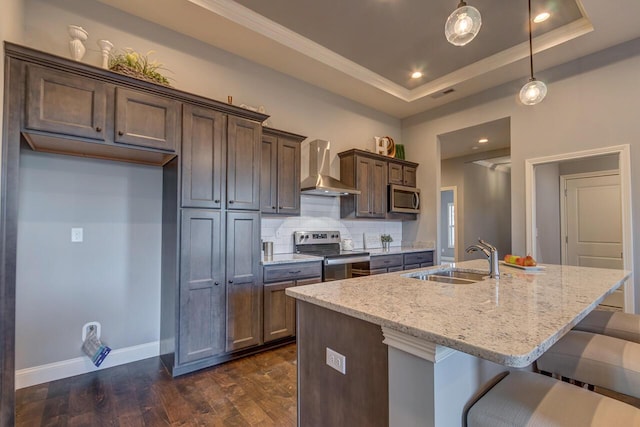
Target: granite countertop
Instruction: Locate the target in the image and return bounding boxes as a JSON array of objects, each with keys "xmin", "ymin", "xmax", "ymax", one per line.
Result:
[
  {"xmin": 366, "ymin": 245, "xmax": 434, "ymax": 256},
  {"xmin": 261, "ymin": 253, "xmax": 323, "ymax": 265},
  {"xmin": 262, "ymin": 245, "xmax": 433, "ymax": 265},
  {"xmin": 286, "ymin": 259, "xmax": 630, "ymax": 367}
]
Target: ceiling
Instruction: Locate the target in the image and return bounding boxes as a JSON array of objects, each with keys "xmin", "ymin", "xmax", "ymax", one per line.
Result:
[
  {"xmin": 97, "ymin": 0, "xmax": 640, "ymax": 118},
  {"xmin": 439, "ymin": 117, "xmax": 510, "ymax": 160}
]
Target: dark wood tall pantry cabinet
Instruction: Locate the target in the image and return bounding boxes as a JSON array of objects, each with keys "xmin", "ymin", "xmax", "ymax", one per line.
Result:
[{"xmin": 0, "ymin": 44, "xmax": 270, "ymax": 422}]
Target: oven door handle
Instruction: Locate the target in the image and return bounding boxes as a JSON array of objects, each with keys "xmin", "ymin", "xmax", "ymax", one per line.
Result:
[{"xmin": 324, "ymin": 256, "xmax": 371, "ymax": 266}]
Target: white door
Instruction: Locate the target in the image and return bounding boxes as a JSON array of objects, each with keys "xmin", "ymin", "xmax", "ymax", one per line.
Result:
[{"xmin": 561, "ymin": 172, "xmax": 623, "ymax": 306}]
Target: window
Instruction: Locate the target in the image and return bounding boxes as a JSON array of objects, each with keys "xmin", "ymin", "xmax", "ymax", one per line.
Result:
[{"xmin": 447, "ymin": 202, "xmax": 455, "ymax": 248}]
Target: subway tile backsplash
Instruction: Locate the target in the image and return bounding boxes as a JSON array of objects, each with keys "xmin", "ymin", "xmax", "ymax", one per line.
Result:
[{"xmin": 261, "ymin": 195, "xmax": 402, "ymax": 254}]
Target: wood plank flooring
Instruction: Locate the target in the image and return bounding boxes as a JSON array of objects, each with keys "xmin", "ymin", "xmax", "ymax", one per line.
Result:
[{"xmin": 16, "ymin": 344, "xmax": 297, "ymax": 426}]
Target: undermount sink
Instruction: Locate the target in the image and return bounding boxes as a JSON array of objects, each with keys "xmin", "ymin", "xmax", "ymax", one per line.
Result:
[{"xmin": 404, "ymin": 269, "xmax": 487, "ymax": 284}]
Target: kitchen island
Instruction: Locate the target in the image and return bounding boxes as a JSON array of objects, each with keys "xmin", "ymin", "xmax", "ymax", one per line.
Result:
[{"xmin": 286, "ymin": 260, "xmax": 631, "ymax": 426}]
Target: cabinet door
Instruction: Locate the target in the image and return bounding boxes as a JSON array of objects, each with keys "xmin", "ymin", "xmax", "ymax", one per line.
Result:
[
  {"xmin": 181, "ymin": 105, "xmax": 224, "ymax": 208},
  {"xmin": 404, "ymin": 166, "xmax": 417, "ymax": 187},
  {"xmin": 263, "ymin": 280, "xmax": 296, "ymax": 342},
  {"xmin": 227, "ymin": 116, "xmax": 261, "ymax": 210},
  {"xmin": 226, "ymin": 211, "xmax": 262, "ymax": 351},
  {"xmin": 179, "ymin": 210, "xmax": 225, "ymax": 364},
  {"xmin": 371, "ymin": 159, "xmax": 388, "ymax": 217},
  {"xmin": 26, "ymin": 65, "xmax": 106, "ymax": 140},
  {"xmin": 114, "ymin": 87, "xmax": 179, "ymax": 152},
  {"xmin": 277, "ymin": 137, "xmax": 301, "ymax": 215},
  {"xmin": 260, "ymin": 134, "xmax": 278, "ymax": 214},
  {"xmin": 296, "ymin": 277, "xmax": 322, "ymax": 287},
  {"xmin": 355, "ymin": 156, "xmax": 373, "ymax": 217},
  {"xmin": 388, "ymin": 162, "xmax": 403, "ymax": 185}
]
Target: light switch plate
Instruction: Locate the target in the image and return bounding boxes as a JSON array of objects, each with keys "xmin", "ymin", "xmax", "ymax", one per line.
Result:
[{"xmin": 71, "ymin": 227, "xmax": 83, "ymax": 243}]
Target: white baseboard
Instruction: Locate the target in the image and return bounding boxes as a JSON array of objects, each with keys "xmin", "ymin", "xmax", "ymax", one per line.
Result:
[{"xmin": 15, "ymin": 341, "xmax": 159, "ymax": 389}]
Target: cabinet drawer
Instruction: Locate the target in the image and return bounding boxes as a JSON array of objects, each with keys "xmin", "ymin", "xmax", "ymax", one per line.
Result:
[
  {"xmin": 403, "ymin": 251, "xmax": 433, "ymax": 266},
  {"xmin": 369, "ymin": 254, "xmax": 403, "ymax": 269},
  {"xmin": 388, "ymin": 266, "xmax": 404, "ymax": 273},
  {"xmin": 264, "ymin": 262, "xmax": 322, "ymax": 283},
  {"xmin": 403, "ymin": 264, "xmax": 420, "ymax": 270}
]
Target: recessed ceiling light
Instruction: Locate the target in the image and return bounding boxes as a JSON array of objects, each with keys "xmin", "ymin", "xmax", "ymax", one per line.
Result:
[
  {"xmin": 411, "ymin": 71, "xmax": 423, "ymax": 79},
  {"xmin": 472, "ymin": 146, "xmax": 479, "ymax": 150},
  {"xmin": 533, "ymin": 12, "xmax": 550, "ymax": 23},
  {"xmin": 478, "ymin": 138, "xmax": 489, "ymax": 144}
]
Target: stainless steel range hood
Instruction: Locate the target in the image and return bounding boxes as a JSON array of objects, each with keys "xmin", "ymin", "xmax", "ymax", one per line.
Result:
[{"xmin": 300, "ymin": 140, "xmax": 360, "ymax": 196}]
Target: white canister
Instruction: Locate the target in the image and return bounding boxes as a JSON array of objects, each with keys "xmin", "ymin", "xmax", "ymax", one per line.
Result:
[{"xmin": 341, "ymin": 238, "xmax": 354, "ymax": 251}]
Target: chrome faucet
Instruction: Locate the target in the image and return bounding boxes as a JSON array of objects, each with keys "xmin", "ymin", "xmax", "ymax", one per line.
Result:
[{"xmin": 465, "ymin": 239, "xmax": 500, "ymax": 279}]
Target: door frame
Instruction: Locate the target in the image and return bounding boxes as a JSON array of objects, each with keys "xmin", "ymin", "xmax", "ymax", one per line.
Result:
[
  {"xmin": 525, "ymin": 145, "xmax": 635, "ymax": 313},
  {"xmin": 440, "ymin": 186, "xmax": 458, "ymax": 262},
  {"xmin": 559, "ymin": 170, "xmax": 620, "ymax": 265}
]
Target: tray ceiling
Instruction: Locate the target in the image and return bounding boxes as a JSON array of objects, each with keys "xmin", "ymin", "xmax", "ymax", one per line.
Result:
[{"xmin": 97, "ymin": 0, "xmax": 640, "ymax": 117}]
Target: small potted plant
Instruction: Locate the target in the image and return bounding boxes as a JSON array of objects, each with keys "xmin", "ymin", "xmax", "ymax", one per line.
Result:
[{"xmin": 381, "ymin": 234, "xmax": 393, "ymax": 251}]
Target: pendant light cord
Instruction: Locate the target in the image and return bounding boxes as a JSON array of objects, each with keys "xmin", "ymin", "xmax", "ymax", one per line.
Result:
[{"xmin": 528, "ymin": 0, "xmax": 534, "ymax": 79}]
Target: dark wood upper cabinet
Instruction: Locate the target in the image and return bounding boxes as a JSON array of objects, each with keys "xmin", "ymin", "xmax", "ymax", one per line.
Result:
[
  {"xmin": 114, "ymin": 87, "xmax": 180, "ymax": 152},
  {"xmin": 225, "ymin": 211, "xmax": 262, "ymax": 352},
  {"xmin": 260, "ymin": 127, "xmax": 305, "ymax": 215},
  {"xmin": 261, "ymin": 133, "xmax": 278, "ymax": 213},
  {"xmin": 227, "ymin": 117, "xmax": 261, "ymax": 210},
  {"xmin": 388, "ymin": 162, "xmax": 403, "ymax": 186},
  {"xmin": 340, "ymin": 149, "xmax": 418, "ymax": 219},
  {"xmin": 181, "ymin": 105, "xmax": 224, "ymax": 209},
  {"xmin": 340, "ymin": 152, "xmax": 387, "ymax": 218},
  {"xmin": 388, "ymin": 161, "xmax": 417, "ymax": 187},
  {"xmin": 25, "ymin": 65, "xmax": 107, "ymax": 140},
  {"xmin": 179, "ymin": 209, "xmax": 225, "ymax": 364}
]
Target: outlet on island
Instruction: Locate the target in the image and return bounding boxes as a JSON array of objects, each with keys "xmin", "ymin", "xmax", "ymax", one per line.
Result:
[{"xmin": 326, "ymin": 347, "xmax": 346, "ymax": 374}]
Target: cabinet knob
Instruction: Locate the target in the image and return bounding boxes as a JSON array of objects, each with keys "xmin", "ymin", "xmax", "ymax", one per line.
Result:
[
  {"xmin": 214, "ymin": 199, "xmax": 220, "ymax": 203},
  {"xmin": 214, "ymin": 281, "xmax": 220, "ymax": 286},
  {"xmin": 118, "ymin": 130, "xmax": 124, "ymax": 136},
  {"xmin": 272, "ymin": 206, "xmax": 276, "ymax": 210},
  {"xmin": 279, "ymin": 206, "xmax": 283, "ymax": 209},
  {"xmin": 228, "ymin": 280, "xmax": 233, "ymax": 284},
  {"xmin": 95, "ymin": 126, "xmax": 102, "ymax": 132},
  {"xmin": 229, "ymin": 200, "xmax": 234, "ymax": 204}
]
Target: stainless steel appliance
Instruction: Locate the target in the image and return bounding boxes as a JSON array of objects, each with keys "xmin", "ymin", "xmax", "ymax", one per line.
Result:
[
  {"xmin": 294, "ymin": 231, "xmax": 370, "ymax": 281},
  {"xmin": 389, "ymin": 184, "xmax": 420, "ymax": 213}
]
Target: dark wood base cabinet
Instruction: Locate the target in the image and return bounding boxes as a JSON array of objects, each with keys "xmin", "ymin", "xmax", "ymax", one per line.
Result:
[{"xmin": 263, "ymin": 262, "xmax": 322, "ymax": 343}]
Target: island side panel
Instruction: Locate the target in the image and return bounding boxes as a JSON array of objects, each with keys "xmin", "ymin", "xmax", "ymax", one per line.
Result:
[{"xmin": 297, "ymin": 301, "xmax": 388, "ymax": 427}]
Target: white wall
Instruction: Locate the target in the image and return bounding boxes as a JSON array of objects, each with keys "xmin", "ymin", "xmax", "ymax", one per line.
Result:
[
  {"xmin": 15, "ymin": 0, "xmax": 401, "ymax": 376},
  {"xmin": 403, "ymin": 39, "xmax": 640, "ymax": 311}
]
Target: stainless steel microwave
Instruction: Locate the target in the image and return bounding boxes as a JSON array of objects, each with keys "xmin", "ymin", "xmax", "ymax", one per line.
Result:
[{"xmin": 389, "ymin": 184, "xmax": 420, "ymax": 213}]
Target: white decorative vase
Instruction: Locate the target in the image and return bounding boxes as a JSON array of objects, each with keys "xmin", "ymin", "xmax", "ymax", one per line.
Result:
[
  {"xmin": 68, "ymin": 25, "xmax": 88, "ymax": 61},
  {"xmin": 97, "ymin": 40, "xmax": 114, "ymax": 69}
]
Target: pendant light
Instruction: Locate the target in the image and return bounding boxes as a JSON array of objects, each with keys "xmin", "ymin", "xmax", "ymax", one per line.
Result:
[
  {"xmin": 445, "ymin": 1, "xmax": 482, "ymax": 46},
  {"xmin": 519, "ymin": 0, "xmax": 547, "ymax": 105}
]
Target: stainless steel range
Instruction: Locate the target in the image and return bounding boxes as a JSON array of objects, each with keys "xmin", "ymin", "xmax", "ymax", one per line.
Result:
[{"xmin": 294, "ymin": 231, "xmax": 370, "ymax": 281}]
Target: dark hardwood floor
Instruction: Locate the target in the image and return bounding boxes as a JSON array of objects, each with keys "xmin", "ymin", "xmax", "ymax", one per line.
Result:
[{"xmin": 16, "ymin": 344, "xmax": 297, "ymax": 426}]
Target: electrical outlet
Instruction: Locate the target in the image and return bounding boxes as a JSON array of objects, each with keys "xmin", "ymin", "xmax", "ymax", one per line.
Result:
[
  {"xmin": 326, "ymin": 347, "xmax": 346, "ymax": 374},
  {"xmin": 71, "ymin": 227, "xmax": 83, "ymax": 243}
]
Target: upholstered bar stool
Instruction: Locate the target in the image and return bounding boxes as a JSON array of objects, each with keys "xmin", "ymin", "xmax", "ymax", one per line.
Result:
[
  {"xmin": 536, "ymin": 330, "xmax": 640, "ymax": 399},
  {"xmin": 573, "ymin": 310, "xmax": 640, "ymax": 343},
  {"xmin": 466, "ymin": 370, "xmax": 640, "ymax": 426}
]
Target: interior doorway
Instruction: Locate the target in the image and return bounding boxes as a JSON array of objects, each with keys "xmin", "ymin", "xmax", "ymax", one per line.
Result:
[
  {"xmin": 525, "ymin": 145, "xmax": 634, "ymax": 313},
  {"xmin": 438, "ymin": 117, "xmax": 511, "ymax": 264}
]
